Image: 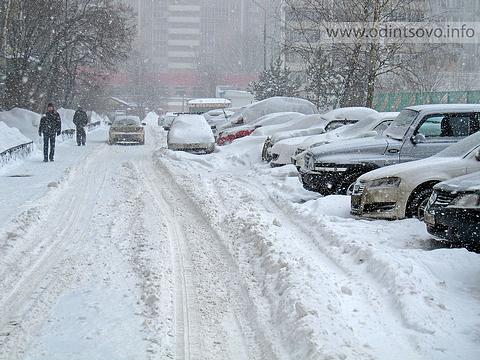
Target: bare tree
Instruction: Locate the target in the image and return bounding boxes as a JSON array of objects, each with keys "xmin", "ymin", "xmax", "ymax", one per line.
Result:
[
  {"xmin": 283, "ymin": 0, "xmax": 433, "ymax": 107},
  {"xmin": 0, "ymin": 0, "xmax": 135, "ymax": 111}
]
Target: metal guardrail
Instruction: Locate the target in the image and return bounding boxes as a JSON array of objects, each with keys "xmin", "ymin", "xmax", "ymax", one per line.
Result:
[{"xmin": 0, "ymin": 142, "xmax": 34, "ymax": 168}]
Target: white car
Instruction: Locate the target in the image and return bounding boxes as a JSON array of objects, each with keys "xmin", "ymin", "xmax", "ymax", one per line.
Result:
[
  {"xmin": 284, "ymin": 112, "xmax": 398, "ymax": 168},
  {"xmin": 216, "ymin": 96, "xmax": 318, "ymax": 134},
  {"xmin": 262, "ymin": 108, "xmax": 384, "ymax": 164},
  {"xmin": 351, "ymin": 131, "xmax": 480, "ymax": 220},
  {"xmin": 167, "ymin": 114, "xmax": 215, "ymax": 153}
]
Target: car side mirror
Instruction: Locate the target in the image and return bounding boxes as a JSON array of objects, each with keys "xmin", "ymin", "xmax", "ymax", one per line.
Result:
[
  {"xmin": 411, "ymin": 133, "xmax": 426, "ymax": 144},
  {"xmin": 254, "ymin": 125, "xmax": 262, "ymax": 129},
  {"xmin": 107, "ymin": 121, "xmax": 112, "ymax": 126},
  {"xmin": 141, "ymin": 122, "xmax": 146, "ymax": 126},
  {"xmin": 475, "ymin": 149, "xmax": 480, "ymax": 161}
]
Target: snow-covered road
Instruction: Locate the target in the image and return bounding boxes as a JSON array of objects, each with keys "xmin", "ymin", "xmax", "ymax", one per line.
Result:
[{"xmin": 0, "ymin": 124, "xmax": 479, "ymax": 360}]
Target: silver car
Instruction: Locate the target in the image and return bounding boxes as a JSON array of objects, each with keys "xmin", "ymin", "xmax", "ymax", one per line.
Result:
[{"xmin": 109, "ymin": 116, "xmax": 145, "ymax": 145}]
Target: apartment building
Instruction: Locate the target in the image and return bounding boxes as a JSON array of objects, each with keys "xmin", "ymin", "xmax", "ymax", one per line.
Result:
[{"xmin": 116, "ymin": 0, "xmax": 273, "ymax": 109}]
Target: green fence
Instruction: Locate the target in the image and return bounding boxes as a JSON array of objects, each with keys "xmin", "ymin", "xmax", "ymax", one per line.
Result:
[{"xmin": 373, "ymin": 91, "xmax": 480, "ymax": 112}]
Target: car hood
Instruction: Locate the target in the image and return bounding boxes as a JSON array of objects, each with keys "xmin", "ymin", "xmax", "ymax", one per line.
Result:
[
  {"xmin": 310, "ymin": 135, "xmax": 389, "ymax": 157},
  {"xmin": 434, "ymin": 171, "xmax": 480, "ymax": 193},
  {"xmin": 359, "ymin": 156, "xmax": 468, "ymax": 182}
]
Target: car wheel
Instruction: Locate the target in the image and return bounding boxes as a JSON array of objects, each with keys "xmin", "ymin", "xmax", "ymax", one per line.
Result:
[{"xmin": 407, "ymin": 187, "xmax": 433, "ymax": 220}]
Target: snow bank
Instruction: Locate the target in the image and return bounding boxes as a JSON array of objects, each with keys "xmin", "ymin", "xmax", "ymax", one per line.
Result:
[
  {"xmin": 0, "ymin": 108, "xmax": 41, "ymax": 140},
  {"xmin": 143, "ymin": 111, "xmax": 159, "ymax": 125},
  {"xmin": 57, "ymin": 108, "xmax": 76, "ymax": 129},
  {"xmin": 0, "ymin": 122, "xmax": 32, "ymax": 153}
]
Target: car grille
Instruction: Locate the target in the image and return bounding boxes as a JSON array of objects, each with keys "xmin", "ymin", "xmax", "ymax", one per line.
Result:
[{"xmin": 433, "ymin": 191, "xmax": 456, "ymax": 207}]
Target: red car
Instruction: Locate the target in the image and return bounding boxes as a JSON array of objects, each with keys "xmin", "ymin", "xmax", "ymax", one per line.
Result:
[{"xmin": 216, "ymin": 112, "xmax": 302, "ymax": 145}]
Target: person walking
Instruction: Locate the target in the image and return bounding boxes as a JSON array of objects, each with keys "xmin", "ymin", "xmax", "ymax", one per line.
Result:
[
  {"xmin": 38, "ymin": 103, "xmax": 62, "ymax": 162},
  {"xmin": 73, "ymin": 106, "xmax": 88, "ymax": 146}
]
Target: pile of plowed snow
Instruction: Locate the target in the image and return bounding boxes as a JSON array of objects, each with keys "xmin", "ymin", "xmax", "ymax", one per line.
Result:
[
  {"xmin": 0, "ymin": 121, "xmax": 32, "ymax": 153},
  {"xmin": 0, "ymin": 108, "xmax": 41, "ymax": 141}
]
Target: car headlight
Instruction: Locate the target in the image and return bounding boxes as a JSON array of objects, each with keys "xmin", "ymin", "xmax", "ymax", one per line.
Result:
[
  {"xmin": 447, "ymin": 193, "xmax": 480, "ymax": 209},
  {"xmin": 368, "ymin": 177, "xmax": 401, "ymax": 188}
]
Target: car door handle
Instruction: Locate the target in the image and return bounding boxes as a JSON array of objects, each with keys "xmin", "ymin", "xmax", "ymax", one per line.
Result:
[{"xmin": 387, "ymin": 149, "xmax": 399, "ymax": 154}]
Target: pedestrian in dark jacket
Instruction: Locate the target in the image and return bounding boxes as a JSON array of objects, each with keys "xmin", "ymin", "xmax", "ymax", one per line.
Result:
[
  {"xmin": 39, "ymin": 103, "xmax": 62, "ymax": 162},
  {"xmin": 73, "ymin": 106, "xmax": 88, "ymax": 146}
]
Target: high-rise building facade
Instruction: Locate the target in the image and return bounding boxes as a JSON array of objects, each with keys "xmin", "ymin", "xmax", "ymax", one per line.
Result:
[{"xmin": 118, "ymin": 0, "xmax": 279, "ymax": 109}]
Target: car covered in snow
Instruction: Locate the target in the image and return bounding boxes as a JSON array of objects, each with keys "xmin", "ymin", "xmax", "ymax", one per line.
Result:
[
  {"xmin": 290, "ymin": 112, "xmax": 398, "ymax": 169},
  {"xmin": 216, "ymin": 112, "xmax": 302, "ymax": 145},
  {"xmin": 216, "ymin": 96, "xmax": 318, "ymax": 135},
  {"xmin": 424, "ymin": 171, "xmax": 480, "ymax": 247},
  {"xmin": 299, "ymin": 104, "xmax": 480, "ymax": 195},
  {"xmin": 351, "ymin": 131, "xmax": 480, "ymax": 219},
  {"xmin": 159, "ymin": 112, "xmax": 178, "ymax": 130},
  {"xmin": 167, "ymin": 114, "xmax": 215, "ymax": 153},
  {"xmin": 262, "ymin": 107, "xmax": 384, "ymax": 164},
  {"xmin": 109, "ymin": 115, "xmax": 145, "ymax": 145}
]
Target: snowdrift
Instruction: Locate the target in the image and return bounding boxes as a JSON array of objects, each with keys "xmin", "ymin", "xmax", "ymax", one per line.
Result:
[
  {"xmin": 0, "ymin": 108, "xmax": 41, "ymax": 141},
  {"xmin": 0, "ymin": 122, "xmax": 32, "ymax": 153}
]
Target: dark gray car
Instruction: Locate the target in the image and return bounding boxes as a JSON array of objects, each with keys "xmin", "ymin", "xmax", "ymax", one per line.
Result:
[{"xmin": 298, "ymin": 104, "xmax": 480, "ymax": 195}]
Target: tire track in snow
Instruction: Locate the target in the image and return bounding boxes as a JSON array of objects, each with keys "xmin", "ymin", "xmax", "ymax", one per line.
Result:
[{"xmin": 135, "ymin": 128, "xmax": 284, "ymax": 359}]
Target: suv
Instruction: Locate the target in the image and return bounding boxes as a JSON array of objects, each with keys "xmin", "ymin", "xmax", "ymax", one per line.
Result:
[{"xmin": 298, "ymin": 104, "xmax": 480, "ymax": 195}]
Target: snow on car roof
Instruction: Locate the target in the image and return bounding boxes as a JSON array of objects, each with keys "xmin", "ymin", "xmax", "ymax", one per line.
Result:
[
  {"xmin": 241, "ymin": 97, "xmax": 318, "ymax": 124},
  {"xmin": 169, "ymin": 114, "xmax": 214, "ymax": 144},
  {"xmin": 188, "ymin": 98, "xmax": 232, "ymax": 105},
  {"xmin": 322, "ymin": 107, "xmax": 378, "ymax": 120},
  {"xmin": 406, "ymin": 104, "xmax": 480, "ymax": 112}
]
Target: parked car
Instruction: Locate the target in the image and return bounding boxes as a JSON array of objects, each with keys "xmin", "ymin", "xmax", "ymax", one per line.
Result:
[
  {"xmin": 203, "ymin": 108, "xmax": 238, "ymax": 122},
  {"xmin": 160, "ymin": 112, "xmax": 178, "ymax": 130},
  {"xmin": 351, "ymin": 131, "xmax": 480, "ymax": 219},
  {"xmin": 216, "ymin": 112, "xmax": 302, "ymax": 145},
  {"xmin": 216, "ymin": 96, "xmax": 319, "ymax": 135},
  {"xmin": 167, "ymin": 114, "xmax": 215, "ymax": 153},
  {"xmin": 262, "ymin": 107, "xmax": 378, "ymax": 166},
  {"xmin": 298, "ymin": 104, "xmax": 480, "ymax": 195},
  {"xmin": 270, "ymin": 112, "xmax": 398, "ymax": 167},
  {"xmin": 109, "ymin": 116, "xmax": 145, "ymax": 145},
  {"xmin": 424, "ymin": 171, "xmax": 480, "ymax": 248},
  {"xmin": 290, "ymin": 112, "xmax": 398, "ymax": 169}
]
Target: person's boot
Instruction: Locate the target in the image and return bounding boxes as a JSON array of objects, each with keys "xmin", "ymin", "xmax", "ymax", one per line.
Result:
[{"xmin": 43, "ymin": 158, "xmax": 48, "ymax": 162}]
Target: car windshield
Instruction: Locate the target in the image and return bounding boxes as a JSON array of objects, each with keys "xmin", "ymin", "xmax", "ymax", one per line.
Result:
[
  {"xmin": 434, "ymin": 131, "xmax": 480, "ymax": 157},
  {"xmin": 336, "ymin": 117, "xmax": 379, "ymax": 136},
  {"xmin": 383, "ymin": 109, "xmax": 418, "ymax": 140},
  {"xmin": 114, "ymin": 117, "xmax": 139, "ymax": 126}
]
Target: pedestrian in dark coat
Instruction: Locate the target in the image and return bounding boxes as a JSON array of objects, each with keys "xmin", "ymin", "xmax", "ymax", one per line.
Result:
[
  {"xmin": 73, "ymin": 106, "xmax": 88, "ymax": 146},
  {"xmin": 39, "ymin": 103, "xmax": 61, "ymax": 162}
]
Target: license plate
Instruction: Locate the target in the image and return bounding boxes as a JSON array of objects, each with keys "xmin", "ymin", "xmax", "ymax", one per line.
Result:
[{"xmin": 424, "ymin": 211, "xmax": 435, "ymax": 226}]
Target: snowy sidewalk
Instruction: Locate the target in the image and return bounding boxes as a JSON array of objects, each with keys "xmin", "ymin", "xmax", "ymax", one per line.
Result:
[{"xmin": 0, "ymin": 128, "xmax": 108, "ymax": 227}]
